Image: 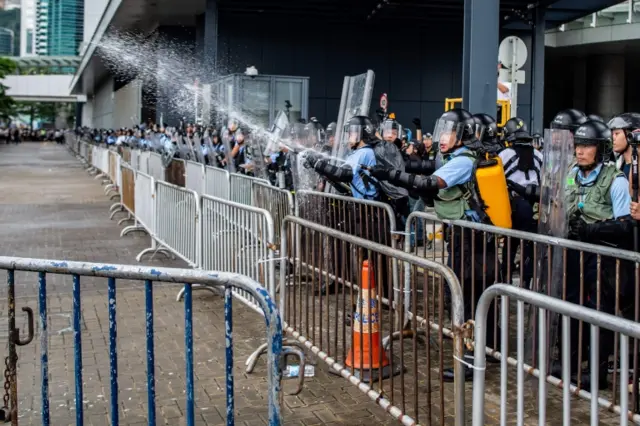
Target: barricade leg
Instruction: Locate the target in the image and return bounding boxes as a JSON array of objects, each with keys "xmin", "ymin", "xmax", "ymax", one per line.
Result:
[
  {"xmin": 136, "ymin": 239, "xmax": 175, "ymax": 262},
  {"xmin": 120, "ymin": 218, "xmax": 148, "ymax": 237},
  {"xmin": 175, "ymin": 283, "xmax": 220, "ymax": 301}
]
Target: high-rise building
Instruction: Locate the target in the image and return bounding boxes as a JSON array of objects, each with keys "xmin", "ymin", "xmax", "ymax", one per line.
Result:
[
  {"xmin": 4, "ymin": 0, "xmax": 21, "ymax": 10},
  {"xmin": 0, "ymin": 27, "xmax": 14, "ymax": 55},
  {"xmin": 36, "ymin": 0, "xmax": 83, "ymax": 56},
  {"xmin": 20, "ymin": 0, "xmax": 36, "ymax": 56}
]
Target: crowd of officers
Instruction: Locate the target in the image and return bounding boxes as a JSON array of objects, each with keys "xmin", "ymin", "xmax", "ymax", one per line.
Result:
[
  {"xmin": 81, "ymin": 106, "xmax": 640, "ymax": 391},
  {"xmin": 203, "ymin": 107, "xmax": 640, "ymax": 390}
]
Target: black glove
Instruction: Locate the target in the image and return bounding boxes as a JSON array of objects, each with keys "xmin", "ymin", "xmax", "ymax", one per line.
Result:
[
  {"xmin": 568, "ymin": 215, "xmax": 591, "ymax": 241},
  {"xmin": 368, "ymin": 165, "xmax": 392, "ymax": 180},
  {"xmin": 508, "ymin": 181, "xmax": 539, "ymax": 203},
  {"xmin": 412, "ymin": 117, "xmax": 422, "ymax": 128},
  {"xmin": 303, "ymin": 151, "xmax": 320, "ymax": 169}
]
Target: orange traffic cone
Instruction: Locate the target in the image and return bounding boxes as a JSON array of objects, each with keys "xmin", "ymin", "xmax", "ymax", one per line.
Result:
[{"xmin": 344, "ymin": 259, "xmax": 395, "ymax": 383}]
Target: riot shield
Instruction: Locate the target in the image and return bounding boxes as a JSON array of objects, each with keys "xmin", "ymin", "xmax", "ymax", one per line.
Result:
[
  {"xmin": 264, "ymin": 110, "xmax": 290, "ymax": 157},
  {"xmin": 526, "ymin": 128, "xmax": 573, "ymax": 369},
  {"xmin": 329, "ymin": 70, "xmax": 376, "ymax": 166},
  {"xmin": 535, "ymin": 128, "xmax": 574, "ymax": 296},
  {"xmin": 191, "ymin": 133, "xmax": 206, "ymax": 164}
]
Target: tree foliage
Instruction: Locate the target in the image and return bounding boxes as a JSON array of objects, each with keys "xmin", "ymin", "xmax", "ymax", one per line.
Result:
[{"xmin": 0, "ymin": 57, "xmax": 16, "ymax": 121}]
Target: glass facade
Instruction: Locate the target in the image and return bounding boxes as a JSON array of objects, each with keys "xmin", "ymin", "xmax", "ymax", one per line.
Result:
[
  {"xmin": 0, "ymin": 28, "xmax": 15, "ymax": 56},
  {"xmin": 35, "ymin": 0, "xmax": 83, "ymax": 56}
]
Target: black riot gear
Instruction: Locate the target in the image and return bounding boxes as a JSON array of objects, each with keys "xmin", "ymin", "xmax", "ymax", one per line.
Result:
[
  {"xmin": 551, "ymin": 109, "xmax": 587, "ymax": 133},
  {"xmin": 472, "ymin": 113, "xmax": 501, "ymax": 152},
  {"xmin": 345, "ymin": 115, "xmax": 376, "ymax": 145},
  {"xmin": 574, "ymin": 119, "xmax": 612, "ymax": 166},
  {"xmin": 502, "ymin": 117, "xmax": 533, "ymax": 145},
  {"xmin": 433, "ymin": 108, "xmax": 477, "ymax": 147}
]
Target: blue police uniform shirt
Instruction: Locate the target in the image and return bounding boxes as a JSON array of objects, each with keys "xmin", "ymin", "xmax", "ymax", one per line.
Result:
[
  {"xmin": 344, "ymin": 146, "xmax": 377, "ymax": 200},
  {"xmin": 200, "ymin": 145, "xmax": 209, "ymax": 156},
  {"xmin": 572, "ymin": 164, "xmax": 631, "ymax": 219},
  {"xmin": 433, "ymin": 146, "xmax": 478, "ymax": 221},
  {"xmin": 106, "ymin": 135, "xmax": 116, "ymax": 145}
]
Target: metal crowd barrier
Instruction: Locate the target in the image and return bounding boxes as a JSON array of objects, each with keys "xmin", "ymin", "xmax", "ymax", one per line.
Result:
[
  {"xmin": 252, "ymin": 181, "xmax": 294, "ymax": 251},
  {"xmin": 148, "ymin": 152, "xmax": 164, "ymax": 182},
  {"xmin": 143, "ymin": 181, "xmax": 200, "ymax": 267},
  {"xmin": 138, "ymin": 151, "xmax": 151, "ymax": 175},
  {"xmin": 472, "ymin": 284, "xmax": 640, "ymax": 425},
  {"xmin": 294, "ymin": 190, "xmax": 402, "ymax": 323},
  {"xmin": 229, "ymin": 173, "xmax": 270, "ymax": 206},
  {"xmin": 406, "ymin": 210, "xmax": 640, "ymax": 416},
  {"xmin": 279, "ymin": 216, "xmax": 466, "ymax": 426},
  {"xmin": 165, "ymin": 158, "xmax": 186, "ymax": 187},
  {"xmin": 204, "ymin": 165, "xmax": 230, "ymax": 199},
  {"xmin": 0, "ymin": 256, "xmax": 285, "ymax": 426},
  {"xmin": 185, "ymin": 160, "xmax": 205, "ymax": 195}
]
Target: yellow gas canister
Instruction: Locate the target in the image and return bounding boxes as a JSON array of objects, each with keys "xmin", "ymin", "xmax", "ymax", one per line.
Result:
[{"xmin": 475, "ymin": 155, "xmax": 512, "ymax": 229}]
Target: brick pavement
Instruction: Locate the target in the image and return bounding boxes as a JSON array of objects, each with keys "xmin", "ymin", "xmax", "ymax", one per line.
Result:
[{"xmin": 0, "ymin": 142, "xmax": 625, "ymax": 425}]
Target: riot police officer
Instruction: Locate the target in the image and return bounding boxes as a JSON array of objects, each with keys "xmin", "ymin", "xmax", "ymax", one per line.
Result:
[
  {"xmin": 305, "ymin": 116, "xmax": 378, "ymax": 199},
  {"xmin": 500, "ymin": 118, "xmax": 542, "ymax": 288},
  {"xmin": 514, "ymin": 120, "xmax": 633, "ymax": 388},
  {"xmin": 472, "ymin": 113, "xmax": 502, "ymax": 153},
  {"xmin": 370, "ymin": 108, "xmax": 500, "ymax": 381},
  {"xmin": 564, "ymin": 120, "xmax": 633, "ymax": 389},
  {"xmin": 608, "ymin": 112, "xmax": 640, "ymax": 179},
  {"xmin": 551, "ymin": 108, "xmax": 588, "ymax": 134}
]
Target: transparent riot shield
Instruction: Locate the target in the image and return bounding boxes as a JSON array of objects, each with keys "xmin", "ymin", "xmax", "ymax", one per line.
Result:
[
  {"xmin": 329, "ymin": 70, "xmax": 376, "ymax": 165},
  {"xmin": 264, "ymin": 110, "xmax": 290, "ymax": 157},
  {"xmin": 525, "ymin": 127, "xmax": 574, "ymax": 369},
  {"xmin": 242, "ymin": 134, "xmax": 268, "ymax": 180},
  {"xmin": 536, "ymin": 128, "xmax": 574, "ymax": 296},
  {"xmin": 191, "ymin": 133, "xmax": 206, "ymax": 164}
]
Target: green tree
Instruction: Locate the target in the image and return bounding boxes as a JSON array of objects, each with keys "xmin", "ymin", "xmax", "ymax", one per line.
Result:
[{"xmin": 0, "ymin": 57, "xmax": 16, "ymax": 121}]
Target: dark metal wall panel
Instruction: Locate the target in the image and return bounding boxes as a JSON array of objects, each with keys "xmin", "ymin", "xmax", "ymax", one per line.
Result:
[{"xmin": 217, "ymin": 15, "xmax": 464, "ymax": 128}]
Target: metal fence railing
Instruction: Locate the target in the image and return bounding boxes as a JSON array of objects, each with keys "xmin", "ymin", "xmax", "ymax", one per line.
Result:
[
  {"xmin": 204, "ymin": 165, "xmax": 230, "ymax": 200},
  {"xmin": 472, "ymin": 284, "xmax": 640, "ymax": 425},
  {"xmin": 406, "ymin": 210, "xmax": 640, "ymax": 416},
  {"xmin": 229, "ymin": 174, "xmax": 270, "ymax": 206},
  {"xmin": 0, "ymin": 256, "xmax": 286, "ymax": 426},
  {"xmin": 279, "ymin": 216, "xmax": 466, "ymax": 426}
]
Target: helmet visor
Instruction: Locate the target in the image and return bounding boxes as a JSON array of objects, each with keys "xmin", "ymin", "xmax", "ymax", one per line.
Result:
[
  {"xmin": 381, "ymin": 121, "xmax": 400, "ymax": 140},
  {"xmin": 433, "ymin": 119, "xmax": 460, "ymax": 146},
  {"xmin": 345, "ymin": 124, "xmax": 364, "ymax": 144}
]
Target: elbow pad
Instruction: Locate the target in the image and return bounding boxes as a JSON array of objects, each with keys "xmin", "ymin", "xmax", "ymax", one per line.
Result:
[
  {"xmin": 314, "ymin": 160, "xmax": 353, "ymax": 182},
  {"xmin": 404, "ymin": 159, "xmax": 436, "ymax": 175}
]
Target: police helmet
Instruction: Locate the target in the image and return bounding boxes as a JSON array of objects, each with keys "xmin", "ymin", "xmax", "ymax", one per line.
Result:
[
  {"xmin": 574, "ymin": 120, "xmax": 612, "ymax": 163},
  {"xmin": 304, "ymin": 120, "xmax": 325, "ymax": 145},
  {"xmin": 326, "ymin": 122, "xmax": 337, "ymax": 137},
  {"xmin": 345, "ymin": 115, "xmax": 376, "ymax": 144},
  {"xmin": 588, "ymin": 114, "xmax": 604, "ymax": 123},
  {"xmin": 472, "ymin": 113, "xmax": 499, "ymax": 143},
  {"xmin": 289, "ymin": 122, "xmax": 306, "ymax": 140},
  {"xmin": 550, "ymin": 109, "xmax": 587, "ymax": 132},
  {"xmin": 433, "ymin": 108, "xmax": 476, "ymax": 145},
  {"xmin": 502, "ymin": 117, "xmax": 533, "ymax": 145},
  {"xmin": 607, "ymin": 112, "xmax": 640, "ymax": 132}
]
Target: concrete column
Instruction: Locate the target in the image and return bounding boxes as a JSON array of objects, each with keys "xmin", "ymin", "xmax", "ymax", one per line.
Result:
[
  {"xmin": 203, "ymin": 0, "xmax": 218, "ymax": 79},
  {"xmin": 530, "ymin": 6, "xmax": 545, "ymax": 134},
  {"xmin": 75, "ymin": 103, "xmax": 82, "ymax": 127},
  {"xmin": 572, "ymin": 57, "xmax": 587, "ymax": 112},
  {"xmin": 461, "ymin": 0, "xmax": 499, "ymax": 115},
  {"xmin": 587, "ymin": 54, "xmax": 625, "ymax": 119}
]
